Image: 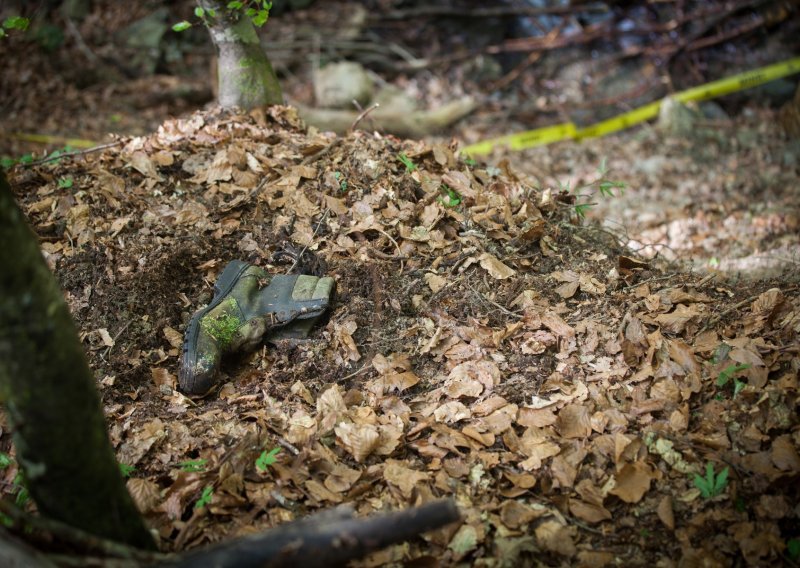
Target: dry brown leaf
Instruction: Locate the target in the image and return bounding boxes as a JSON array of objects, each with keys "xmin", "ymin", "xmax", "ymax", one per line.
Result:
[
  {"xmin": 163, "ymin": 326, "xmax": 183, "ymax": 349},
  {"xmin": 771, "ymin": 435, "xmax": 800, "ymax": 472},
  {"xmin": 434, "ymin": 401, "xmax": 472, "ymax": 423},
  {"xmin": 305, "ymin": 479, "xmax": 342, "ymax": 503},
  {"xmin": 499, "ymin": 500, "xmax": 546, "ymax": 529},
  {"xmin": 569, "ymin": 499, "xmax": 612, "ymax": 524},
  {"xmin": 579, "ymin": 272, "xmax": 606, "ymax": 295},
  {"xmin": 286, "ymin": 411, "xmax": 317, "ymax": 446},
  {"xmin": 383, "ymin": 371, "xmax": 420, "ymax": 392},
  {"xmin": 129, "ymin": 151, "xmax": 162, "ymax": 180},
  {"xmin": 424, "ymin": 272, "xmax": 448, "ymax": 293},
  {"xmin": 657, "ymin": 495, "xmax": 675, "ymax": 530},
  {"xmin": 126, "ymin": 478, "xmax": 161, "ymax": 515},
  {"xmin": 654, "ymin": 303, "xmax": 702, "ymax": 333},
  {"xmin": 556, "ymin": 404, "xmax": 593, "ymax": 439},
  {"xmin": 478, "ymin": 253, "xmax": 516, "ymax": 279},
  {"xmin": 150, "ymin": 367, "xmax": 175, "ymax": 389},
  {"xmin": 335, "ymin": 421, "xmax": 380, "ymax": 462},
  {"xmin": 324, "ymin": 463, "xmax": 361, "ymax": 493},
  {"xmin": 609, "ymin": 461, "xmax": 655, "ymax": 503},
  {"xmin": 383, "ymin": 459, "xmax": 429, "ymax": 498},
  {"xmin": 534, "ymin": 519, "xmax": 577, "ymax": 557}
]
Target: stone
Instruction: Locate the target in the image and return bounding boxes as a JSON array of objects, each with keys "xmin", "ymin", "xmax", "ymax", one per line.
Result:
[{"xmin": 314, "ymin": 61, "xmax": 374, "ymax": 109}]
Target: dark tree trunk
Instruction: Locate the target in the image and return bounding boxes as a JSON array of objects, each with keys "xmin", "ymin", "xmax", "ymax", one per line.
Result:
[
  {"xmin": 200, "ymin": 0, "xmax": 283, "ymax": 109},
  {"xmin": 0, "ymin": 170, "xmax": 155, "ymax": 550}
]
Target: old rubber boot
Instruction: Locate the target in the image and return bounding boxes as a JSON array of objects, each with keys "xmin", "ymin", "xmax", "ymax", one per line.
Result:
[
  {"xmin": 180, "ymin": 261, "xmax": 335, "ymax": 395},
  {"xmin": 180, "ymin": 261, "xmax": 269, "ymax": 395},
  {"xmin": 260, "ymin": 274, "xmax": 336, "ymax": 340}
]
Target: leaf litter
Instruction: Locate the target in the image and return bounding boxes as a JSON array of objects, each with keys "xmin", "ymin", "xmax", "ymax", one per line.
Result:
[{"xmin": 4, "ymin": 105, "xmax": 800, "ymax": 566}]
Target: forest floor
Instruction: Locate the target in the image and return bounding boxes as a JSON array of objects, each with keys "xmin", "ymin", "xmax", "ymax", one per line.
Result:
[{"xmin": 1, "ymin": 1, "xmax": 799, "ymax": 566}]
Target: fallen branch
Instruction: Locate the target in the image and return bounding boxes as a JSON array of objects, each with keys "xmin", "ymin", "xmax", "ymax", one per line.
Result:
[
  {"xmin": 372, "ymin": 3, "xmax": 609, "ymax": 20},
  {"xmin": 161, "ymin": 499, "xmax": 461, "ymax": 568}
]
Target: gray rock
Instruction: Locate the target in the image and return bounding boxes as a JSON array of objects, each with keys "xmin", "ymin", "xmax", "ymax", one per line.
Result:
[
  {"xmin": 314, "ymin": 61, "xmax": 374, "ymax": 110},
  {"xmin": 658, "ymin": 97, "xmax": 702, "ymax": 136}
]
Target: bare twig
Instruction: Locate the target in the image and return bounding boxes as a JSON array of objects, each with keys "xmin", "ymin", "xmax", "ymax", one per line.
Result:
[
  {"xmin": 348, "ymin": 103, "xmax": 380, "ymax": 134},
  {"xmin": 288, "ymin": 208, "xmax": 330, "ymax": 274},
  {"xmin": 22, "ymin": 141, "xmax": 123, "ymax": 168},
  {"xmin": 373, "ymin": 3, "xmax": 609, "ymax": 20}
]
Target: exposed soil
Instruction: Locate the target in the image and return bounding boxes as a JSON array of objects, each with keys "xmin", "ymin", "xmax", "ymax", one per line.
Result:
[{"xmin": 1, "ymin": 1, "xmax": 799, "ymax": 566}]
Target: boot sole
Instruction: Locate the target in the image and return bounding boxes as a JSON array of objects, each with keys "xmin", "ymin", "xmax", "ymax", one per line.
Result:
[{"xmin": 179, "ymin": 260, "xmax": 251, "ymax": 393}]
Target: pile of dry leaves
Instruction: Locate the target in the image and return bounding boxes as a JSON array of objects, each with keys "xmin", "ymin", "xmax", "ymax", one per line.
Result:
[{"xmin": 4, "ymin": 105, "xmax": 799, "ymax": 566}]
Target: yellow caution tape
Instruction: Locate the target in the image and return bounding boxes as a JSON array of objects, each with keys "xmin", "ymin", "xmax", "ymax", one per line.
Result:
[
  {"xmin": 11, "ymin": 132, "xmax": 100, "ymax": 149},
  {"xmin": 462, "ymin": 56, "xmax": 800, "ymax": 155}
]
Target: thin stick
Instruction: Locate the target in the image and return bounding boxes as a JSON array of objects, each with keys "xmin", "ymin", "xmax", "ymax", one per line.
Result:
[
  {"xmin": 349, "ymin": 103, "xmax": 380, "ymax": 134},
  {"xmin": 373, "ymin": 227, "xmax": 404, "ymax": 275},
  {"xmin": 288, "ymin": 208, "xmax": 330, "ymax": 274},
  {"xmin": 22, "ymin": 140, "xmax": 123, "ymax": 168}
]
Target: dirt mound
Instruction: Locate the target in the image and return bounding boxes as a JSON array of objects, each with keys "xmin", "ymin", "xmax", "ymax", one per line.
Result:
[{"xmin": 5, "ymin": 106, "xmax": 799, "ymax": 565}]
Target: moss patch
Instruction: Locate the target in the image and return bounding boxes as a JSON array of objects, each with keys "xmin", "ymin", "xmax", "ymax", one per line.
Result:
[{"xmin": 200, "ymin": 299, "xmax": 241, "ymax": 350}]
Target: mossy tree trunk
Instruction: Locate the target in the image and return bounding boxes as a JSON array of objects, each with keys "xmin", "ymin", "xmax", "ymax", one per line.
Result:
[
  {"xmin": 0, "ymin": 170, "xmax": 154, "ymax": 550},
  {"xmin": 199, "ymin": 0, "xmax": 283, "ymax": 109}
]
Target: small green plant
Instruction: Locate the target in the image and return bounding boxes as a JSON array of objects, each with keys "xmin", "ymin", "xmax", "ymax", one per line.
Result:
[
  {"xmin": 57, "ymin": 176, "xmax": 74, "ymax": 189},
  {"xmin": 0, "ymin": 452, "xmax": 12, "ymax": 469},
  {"xmin": 0, "ymin": 16, "xmax": 30, "ymax": 38},
  {"xmin": 255, "ymin": 447, "xmax": 281, "ymax": 472},
  {"xmin": 787, "ymin": 538, "xmax": 800, "ymax": 561},
  {"xmin": 0, "ymin": 453, "xmax": 30, "ymax": 507},
  {"xmin": 178, "ymin": 458, "xmax": 208, "ymax": 473},
  {"xmin": 693, "ymin": 462, "xmax": 729, "ymax": 499},
  {"xmin": 1, "ymin": 153, "xmax": 34, "ymax": 169},
  {"xmin": 119, "ymin": 463, "xmax": 136, "ymax": 478},
  {"xmin": 716, "ymin": 363, "xmax": 750, "ymax": 398},
  {"xmin": 438, "ymin": 184, "xmax": 462, "ymax": 207},
  {"xmin": 334, "ymin": 171, "xmax": 347, "ymax": 193},
  {"xmin": 397, "ymin": 152, "xmax": 417, "ymax": 173},
  {"xmin": 174, "ymin": 1, "xmax": 272, "ymax": 32},
  {"xmin": 570, "ymin": 158, "xmax": 626, "ymax": 219},
  {"xmin": 463, "ymin": 157, "xmax": 477, "ymax": 167},
  {"xmin": 194, "ymin": 485, "xmax": 214, "ymax": 509}
]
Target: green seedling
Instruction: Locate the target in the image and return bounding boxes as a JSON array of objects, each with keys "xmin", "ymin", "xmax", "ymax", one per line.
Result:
[
  {"xmin": 334, "ymin": 171, "xmax": 347, "ymax": 192},
  {"xmin": 463, "ymin": 157, "xmax": 477, "ymax": 167},
  {"xmin": 693, "ymin": 462, "xmax": 729, "ymax": 499},
  {"xmin": 787, "ymin": 538, "xmax": 800, "ymax": 561},
  {"xmin": 0, "ymin": 16, "xmax": 29, "ymax": 38},
  {"xmin": 255, "ymin": 447, "xmax": 281, "ymax": 472},
  {"xmin": 1, "ymin": 153, "xmax": 34, "ymax": 169},
  {"xmin": 58, "ymin": 177, "xmax": 74, "ymax": 189},
  {"xmin": 178, "ymin": 458, "xmax": 208, "ymax": 473},
  {"xmin": 438, "ymin": 184, "xmax": 461, "ymax": 207},
  {"xmin": 397, "ymin": 152, "xmax": 417, "ymax": 173},
  {"xmin": 0, "ymin": 453, "xmax": 29, "ymax": 507},
  {"xmin": 119, "ymin": 463, "xmax": 136, "ymax": 478},
  {"xmin": 716, "ymin": 363, "xmax": 750, "ymax": 398},
  {"xmin": 570, "ymin": 158, "xmax": 626, "ymax": 219},
  {"xmin": 194, "ymin": 485, "xmax": 213, "ymax": 510}
]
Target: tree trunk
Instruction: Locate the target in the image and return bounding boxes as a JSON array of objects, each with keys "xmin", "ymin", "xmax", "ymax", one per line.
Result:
[
  {"xmin": 200, "ymin": 0, "xmax": 283, "ymax": 109},
  {"xmin": 0, "ymin": 170, "xmax": 155, "ymax": 550}
]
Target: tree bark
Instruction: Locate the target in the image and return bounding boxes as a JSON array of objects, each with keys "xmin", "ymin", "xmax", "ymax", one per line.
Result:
[
  {"xmin": 0, "ymin": 170, "xmax": 155, "ymax": 550},
  {"xmin": 200, "ymin": 0, "xmax": 283, "ymax": 109}
]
